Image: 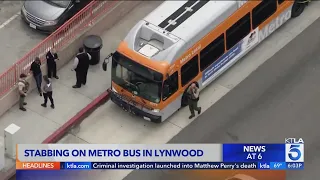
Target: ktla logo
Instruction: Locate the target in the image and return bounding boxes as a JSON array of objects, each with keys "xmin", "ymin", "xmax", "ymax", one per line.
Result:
[{"xmin": 285, "ymin": 144, "xmax": 304, "ymax": 162}]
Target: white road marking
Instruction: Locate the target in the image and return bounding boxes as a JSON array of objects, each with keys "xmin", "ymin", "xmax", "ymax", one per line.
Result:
[{"xmin": 0, "ymin": 12, "xmax": 20, "ymax": 30}]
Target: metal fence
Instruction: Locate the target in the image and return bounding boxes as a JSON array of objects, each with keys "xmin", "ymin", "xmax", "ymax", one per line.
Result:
[{"xmin": 0, "ymin": 0, "xmax": 118, "ymax": 98}]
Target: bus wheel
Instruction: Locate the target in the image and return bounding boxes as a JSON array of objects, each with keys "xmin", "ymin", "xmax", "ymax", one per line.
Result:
[{"xmin": 291, "ymin": 1, "xmax": 306, "ymax": 18}]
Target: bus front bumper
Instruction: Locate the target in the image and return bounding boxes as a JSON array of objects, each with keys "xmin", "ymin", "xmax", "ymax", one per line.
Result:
[{"xmin": 110, "ymin": 92, "xmax": 162, "ymax": 123}]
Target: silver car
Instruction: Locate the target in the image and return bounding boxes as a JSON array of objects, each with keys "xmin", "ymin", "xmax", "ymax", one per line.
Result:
[{"xmin": 21, "ymin": 0, "xmax": 90, "ymax": 33}]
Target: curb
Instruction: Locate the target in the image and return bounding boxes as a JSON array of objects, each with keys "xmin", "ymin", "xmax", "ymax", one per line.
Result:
[
  {"xmin": 42, "ymin": 89, "xmax": 111, "ymax": 143},
  {"xmin": 3, "ymin": 89, "xmax": 111, "ymax": 180}
]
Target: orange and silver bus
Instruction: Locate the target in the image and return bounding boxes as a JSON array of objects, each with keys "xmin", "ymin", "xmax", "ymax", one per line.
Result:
[{"xmin": 103, "ymin": 0, "xmax": 307, "ymax": 123}]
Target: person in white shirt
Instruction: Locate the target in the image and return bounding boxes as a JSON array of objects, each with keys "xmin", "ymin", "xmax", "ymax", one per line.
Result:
[
  {"xmin": 72, "ymin": 47, "xmax": 92, "ymax": 88},
  {"xmin": 187, "ymin": 83, "xmax": 201, "ymax": 119},
  {"xmin": 41, "ymin": 75, "xmax": 55, "ymax": 109}
]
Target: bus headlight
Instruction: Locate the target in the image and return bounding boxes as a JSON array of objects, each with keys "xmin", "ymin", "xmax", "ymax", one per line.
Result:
[
  {"xmin": 112, "ymin": 86, "xmax": 118, "ymax": 93},
  {"xmin": 152, "ymin": 109, "xmax": 160, "ymax": 113}
]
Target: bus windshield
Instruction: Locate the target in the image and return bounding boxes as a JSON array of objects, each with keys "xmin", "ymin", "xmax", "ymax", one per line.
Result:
[{"xmin": 111, "ymin": 52, "xmax": 163, "ymax": 104}]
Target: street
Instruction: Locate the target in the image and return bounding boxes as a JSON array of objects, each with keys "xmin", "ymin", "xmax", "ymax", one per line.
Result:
[
  {"xmin": 0, "ymin": 1, "xmax": 46, "ymax": 72},
  {"xmin": 124, "ymin": 13, "xmax": 320, "ymax": 180}
]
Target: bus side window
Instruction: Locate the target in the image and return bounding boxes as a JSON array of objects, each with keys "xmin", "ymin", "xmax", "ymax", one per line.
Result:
[
  {"xmin": 278, "ymin": 0, "xmax": 285, "ymax": 4},
  {"xmin": 181, "ymin": 55, "xmax": 199, "ymax": 87},
  {"xmin": 162, "ymin": 71, "xmax": 178, "ymax": 101},
  {"xmin": 252, "ymin": 0, "xmax": 277, "ymax": 29},
  {"xmin": 226, "ymin": 13, "xmax": 251, "ymax": 50},
  {"xmin": 200, "ymin": 33, "xmax": 225, "ymax": 71}
]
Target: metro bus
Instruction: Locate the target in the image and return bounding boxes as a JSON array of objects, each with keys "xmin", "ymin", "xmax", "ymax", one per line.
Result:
[{"xmin": 102, "ymin": 0, "xmax": 307, "ymax": 123}]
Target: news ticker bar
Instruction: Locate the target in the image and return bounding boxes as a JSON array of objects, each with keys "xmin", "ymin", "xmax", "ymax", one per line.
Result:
[{"xmin": 17, "ymin": 162, "xmax": 304, "ymax": 170}]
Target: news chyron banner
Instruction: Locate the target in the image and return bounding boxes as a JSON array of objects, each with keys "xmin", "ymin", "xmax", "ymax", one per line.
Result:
[{"xmin": 15, "ymin": 139, "xmax": 304, "ymax": 180}]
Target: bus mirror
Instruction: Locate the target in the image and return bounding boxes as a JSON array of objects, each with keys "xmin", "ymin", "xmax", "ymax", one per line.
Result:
[
  {"xmin": 102, "ymin": 53, "xmax": 113, "ymax": 71},
  {"xmin": 102, "ymin": 61, "xmax": 107, "ymax": 71}
]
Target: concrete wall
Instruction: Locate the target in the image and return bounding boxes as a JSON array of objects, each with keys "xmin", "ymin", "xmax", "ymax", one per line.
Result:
[{"xmin": 0, "ymin": 1, "xmax": 141, "ymax": 118}]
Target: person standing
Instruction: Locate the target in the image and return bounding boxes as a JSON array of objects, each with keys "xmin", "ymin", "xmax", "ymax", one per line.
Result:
[
  {"xmin": 41, "ymin": 75, "xmax": 55, "ymax": 109},
  {"xmin": 72, "ymin": 47, "xmax": 91, "ymax": 88},
  {"xmin": 187, "ymin": 83, "xmax": 201, "ymax": 119},
  {"xmin": 46, "ymin": 48, "xmax": 59, "ymax": 79},
  {"xmin": 30, "ymin": 57, "xmax": 42, "ymax": 96},
  {"xmin": 18, "ymin": 73, "xmax": 29, "ymax": 111}
]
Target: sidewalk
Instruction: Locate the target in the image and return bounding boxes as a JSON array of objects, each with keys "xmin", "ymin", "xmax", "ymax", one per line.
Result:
[
  {"xmin": 0, "ymin": 50, "xmax": 111, "ymax": 170},
  {"xmin": 0, "ymin": 1, "xmax": 161, "ymax": 172}
]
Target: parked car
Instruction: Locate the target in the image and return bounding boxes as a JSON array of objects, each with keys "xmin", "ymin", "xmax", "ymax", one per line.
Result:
[{"xmin": 21, "ymin": 0, "xmax": 90, "ymax": 33}]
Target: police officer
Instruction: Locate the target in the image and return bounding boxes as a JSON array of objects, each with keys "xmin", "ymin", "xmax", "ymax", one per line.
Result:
[
  {"xmin": 18, "ymin": 73, "xmax": 29, "ymax": 111},
  {"xmin": 46, "ymin": 48, "xmax": 59, "ymax": 79},
  {"xmin": 72, "ymin": 47, "xmax": 91, "ymax": 88},
  {"xmin": 187, "ymin": 83, "xmax": 201, "ymax": 119}
]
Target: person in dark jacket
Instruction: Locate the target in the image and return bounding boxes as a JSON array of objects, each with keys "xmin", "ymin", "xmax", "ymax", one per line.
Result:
[
  {"xmin": 46, "ymin": 48, "xmax": 59, "ymax": 79},
  {"xmin": 187, "ymin": 83, "xmax": 201, "ymax": 119},
  {"xmin": 72, "ymin": 47, "xmax": 91, "ymax": 88},
  {"xmin": 41, "ymin": 75, "xmax": 55, "ymax": 109},
  {"xmin": 30, "ymin": 57, "xmax": 42, "ymax": 96}
]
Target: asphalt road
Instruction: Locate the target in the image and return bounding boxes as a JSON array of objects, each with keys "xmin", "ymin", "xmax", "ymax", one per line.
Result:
[
  {"xmin": 0, "ymin": 1, "xmax": 22, "ymax": 24},
  {"xmin": 0, "ymin": 1, "xmax": 46, "ymax": 73},
  {"xmin": 124, "ymin": 15, "xmax": 320, "ymax": 180}
]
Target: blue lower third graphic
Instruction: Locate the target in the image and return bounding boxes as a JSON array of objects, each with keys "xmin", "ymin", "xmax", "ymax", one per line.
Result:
[
  {"xmin": 286, "ymin": 162, "xmax": 304, "ymax": 170},
  {"xmin": 269, "ymin": 162, "xmax": 286, "ymax": 170},
  {"xmin": 257, "ymin": 162, "xmax": 270, "ymax": 169},
  {"xmin": 60, "ymin": 162, "xmax": 91, "ymax": 170},
  {"xmin": 89, "ymin": 162, "xmax": 257, "ymax": 170}
]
